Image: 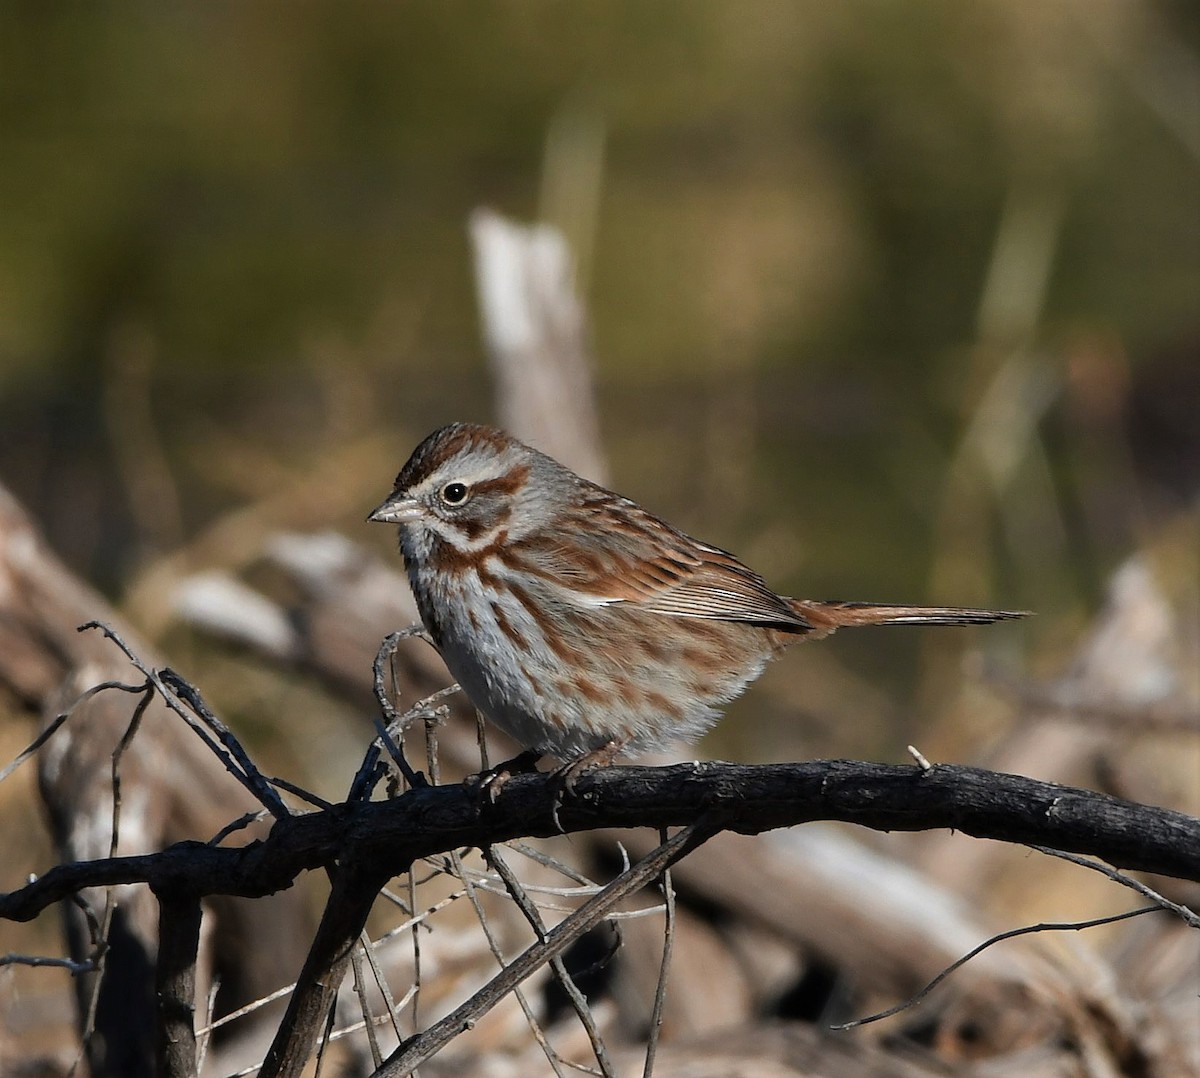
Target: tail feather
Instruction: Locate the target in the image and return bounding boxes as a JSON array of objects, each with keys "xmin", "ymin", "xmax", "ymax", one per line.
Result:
[{"xmin": 789, "ymin": 599, "xmax": 1029, "ymax": 638}]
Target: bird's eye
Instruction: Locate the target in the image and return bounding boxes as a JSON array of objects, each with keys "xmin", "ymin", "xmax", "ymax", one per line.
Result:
[{"xmin": 439, "ymin": 482, "xmax": 470, "ymax": 506}]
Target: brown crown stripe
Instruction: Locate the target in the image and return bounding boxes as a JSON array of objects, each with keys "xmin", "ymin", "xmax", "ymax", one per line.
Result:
[{"xmin": 395, "ymin": 423, "xmax": 516, "ymax": 489}]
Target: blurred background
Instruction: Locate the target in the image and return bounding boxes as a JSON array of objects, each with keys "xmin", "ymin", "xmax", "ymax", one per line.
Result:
[
  {"xmin": 1, "ymin": 0, "xmax": 1198, "ymax": 761},
  {"xmin": 1, "ymin": 3, "xmax": 1199, "ymax": 1073}
]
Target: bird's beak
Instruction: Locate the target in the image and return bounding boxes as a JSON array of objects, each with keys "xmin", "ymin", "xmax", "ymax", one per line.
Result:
[{"xmin": 367, "ymin": 493, "xmax": 422, "ymax": 525}]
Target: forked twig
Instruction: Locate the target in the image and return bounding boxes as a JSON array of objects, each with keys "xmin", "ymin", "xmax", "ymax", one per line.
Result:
[
  {"xmin": 74, "ymin": 683, "xmax": 155, "ymax": 1073},
  {"xmin": 376, "ymin": 821, "xmax": 714, "ymax": 1076},
  {"xmin": 77, "ymin": 621, "xmax": 289, "ymax": 820},
  {"xmin": 487, "ymin": 845, "xmax": 616, "ymax": 1078},
  {"xmin": 449, "ymin": 848, "xmax": 570, "ymax": 1078}
]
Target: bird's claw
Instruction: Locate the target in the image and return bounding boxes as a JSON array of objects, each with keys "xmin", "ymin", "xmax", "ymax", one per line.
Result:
[{"xmin": 469, "ymin": 749, "xmax": 543, "ymax": 805}]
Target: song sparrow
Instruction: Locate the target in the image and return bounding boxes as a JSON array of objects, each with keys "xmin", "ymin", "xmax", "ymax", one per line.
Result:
[{"xmin": 369, "ymin": 423, "xmax": 1025, "ymax": 762}]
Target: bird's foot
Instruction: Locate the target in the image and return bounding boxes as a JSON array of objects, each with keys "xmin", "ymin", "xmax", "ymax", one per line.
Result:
[
  {"xmin": 469, "ymin": 749, "xmax": 543, "ymax": 804},
  {"xmin": 550, "ymin": 739, "xmax": 625, "ymax": 830}
]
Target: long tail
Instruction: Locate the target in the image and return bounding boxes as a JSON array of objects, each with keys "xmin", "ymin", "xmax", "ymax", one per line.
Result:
[{"xmin": 788, "ymin": 599, "xmax": 1029, "ymax": 639}]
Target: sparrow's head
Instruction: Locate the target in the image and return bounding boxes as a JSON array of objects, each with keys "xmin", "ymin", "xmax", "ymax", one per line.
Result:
[{"xmin": 368, "ymin": 423, "xmax": 577, "ymax": 553}]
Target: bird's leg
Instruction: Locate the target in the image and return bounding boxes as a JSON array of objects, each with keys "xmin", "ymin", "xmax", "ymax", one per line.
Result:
[
  {"xmin": 550, "ymin": 738, "xmax": 625, "ymax": 831},
  {"xmin": 471, "ymin": 748, "xmax": 543, "ymax": 804},
  {"xmin": 555, "ymin": 739, "xmax": 625, "ymax": 793}
]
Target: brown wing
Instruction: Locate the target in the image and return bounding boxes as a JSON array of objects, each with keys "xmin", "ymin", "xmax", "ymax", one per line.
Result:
[{"xmin": 505, "ymin": 492, "xmax": 811, "ymax": 631}]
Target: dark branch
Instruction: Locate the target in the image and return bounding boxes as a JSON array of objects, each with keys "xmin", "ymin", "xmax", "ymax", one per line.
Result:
[
  {"xmin": 154, "ymin": 891, "xmax": 202, "ymax": 1078},
  {"xmin": 260, "ymin": 864, "xmax": 386, "ymax": 1078},
  {"xmin": 3, "ymin": 761, "xmax": 1198, "ymax": 929}
]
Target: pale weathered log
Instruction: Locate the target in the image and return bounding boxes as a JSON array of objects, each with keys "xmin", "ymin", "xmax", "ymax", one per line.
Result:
[{"xmin": 0, "ymin": 481, "xmax": 311, "ymax": 1076}]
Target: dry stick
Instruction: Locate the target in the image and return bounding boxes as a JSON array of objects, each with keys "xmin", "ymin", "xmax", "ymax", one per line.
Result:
[
  {"xmin": 73, "ymin": 683, "xmax": 155, "ymax": 1074},
  {"xmin": 199, "ymin": 981, "xmax": 298, "ymax": 1038},
  {"xmin": 208, "ymin": 810, "xmax": 269, "ymax": 847},
  {"xmin": 195, "ymin": 978, "xmax": 221, "ymax": 1075},
  {"xmin": 313, "ymin": 995, "xmax": 340, "ymax": 1078},
  {"xmin": 368, "ymin": 628, "xmax": 433, "ymax": 790},
  {"xmin": 78, "ymin": 621, "xmax": 289, "ymax": 820},
  {"xmin": 451, "ymin": 848, "xmax": 570, "ymax": 1078},
  {"xmin": 0, "ymin": 953, "xmax": 97, "ymax": 973},
  {"xmin": 258, "ymin": 863, "xmax": 387, "ymax": 1078},
  {"xmin": 158, "ymin": 667, "xmax": 291, "ymax": 820},
  {"xmin": 269, "ymin": 775, "xmax": 333, "ymax": 810},
  {"xmin": 7, "ymin": 763, "xmax": 1200, "ymax": 922},
  {"xmin": 2, "ymin": 911, "xmax": 105, "ymax": 1033},
  {"xmin": 487, "ymin": 845, "xmax": 615, "ymax": 1078},
  {"xmin": 350, "ymin": 944, "xmax": 384, "ymax": 1069},
  {"xmin": 375, "ymin": 821, "xmax": 714, "ymax": 1078},
  {"xmin": 508, "ymin": 840, "xmax": 598, "ymax": 887},
  {"xmin": 154, "ymin": 891, "xmax": 203, "ymax": 1078},
  {"xmin": 109, "ymin": 686, "xmax": 155, "ymax": 861},
  {"xmin": 406, "ymin": 863, "xmax": 422, "ymax": 1078},
  {"xmin": 642, "ymin": 828, "xmax": 676, "ymax": 1078},
  {"xmin": 832, "ymin": 905, "xmax": 1163, "ymax": 1030},
  {"xmin": 1028, "ymin": 845, "xmax": 1200, "ymax": 928},
  {"xmin": 358, "ymin": 929, "xmax": 404, "ymax": 1048}
]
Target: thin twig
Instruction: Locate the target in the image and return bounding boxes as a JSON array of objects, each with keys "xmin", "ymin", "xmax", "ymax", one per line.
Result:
[
  {"xmin": 208, "ymin": 810, "xmax": 269, "ymax": 847},
  {"xmin": 196, "ymin": 977, "xmax": 221, "ymax": 1075},
  {"xmin": 1028, "ymin": 845, "xmax": 1200, "ymax": 928},
  {"xmin": 407, "ymin": 861, "xmax": 421, "ymax": 1069},
  {"xmin": 358, "ymin": 929, "xmax": 404, "ymax": 1048},
  {"xmin": 0, "ymin": 953, "xmax": 97, "ymax": 973},
  {"xmin": 350, "ymin": 944, "xmax": 384, "ymax": 1069},
  {"xmin": 74, "ymin": 684, "xmax": 155, "ymax": 1074},
  {"xmin": 507, "ymin": 841, "xmax": 598, "ymax": 886},
  {"xmin": 110, "ymin": 687, "xmax": 155, "ymax": 856},
  {"xmin": 377, "ymin": 821, "xmax": 714, "ymax": 1076},
  {"xmin": 269, "ymin": 776, "xmax": 332, "ymax": 810},
  {"xmin": 77, "ymin": 621, "xmax": 289, "ymax": 820},
  {"xmin": 450, "ymin": 848, "xmax": 569, "ymax": 1078},
  {"xmin": 313, "ymin": 996, "xmax": 339, "ymax": 1078},
  {"xmin": 832, "ymin": 905, "xmax": 1164, "ymax": 1030},
  {"xmin": 198, "ymin": 982, "xmax": 297, "ymax": 1036},
  {"xmin": 0, "ymin": 679, "xmax": 148, "ymax": 785},
  {"xmin": 159, "ymin": 666, "xmax": 291, "ymax": 819},
  {"xmin": 487, "ymin": 845, "xmax": 616, "ymax": 1078},
  {"xmin": 642, "ymin": 828, "xmax": 676, "ymax": 1078},
  {"xmin": 372, "ymin": 626, "xmax": 429, "ymax": 727}
]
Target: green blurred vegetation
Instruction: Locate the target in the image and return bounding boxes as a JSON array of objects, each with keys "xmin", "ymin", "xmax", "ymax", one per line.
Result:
[{"xmin": 0, "ymin": 1, "xmax": 1197, "ymax": 758}]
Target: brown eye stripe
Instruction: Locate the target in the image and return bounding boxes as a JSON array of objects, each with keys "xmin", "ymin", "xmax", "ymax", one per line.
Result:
[{"xmin": 469, "ymin": 464, "xmax": 530, "ymax": 498}]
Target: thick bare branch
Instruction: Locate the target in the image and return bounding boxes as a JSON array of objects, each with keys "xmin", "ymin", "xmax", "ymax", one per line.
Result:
[
  {"xmin": 4, "ymin": 761, "xmax": 1197, "ymax": 929},
  {"xmin": 154, "ymin": 891, "xmax": 203, "ymax": 1078}
]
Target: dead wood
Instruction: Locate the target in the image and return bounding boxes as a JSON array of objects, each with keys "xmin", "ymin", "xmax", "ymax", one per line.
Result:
[{"xmin": 0, "ymin": 482, "xmax": 312, "ymax": 1076}]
